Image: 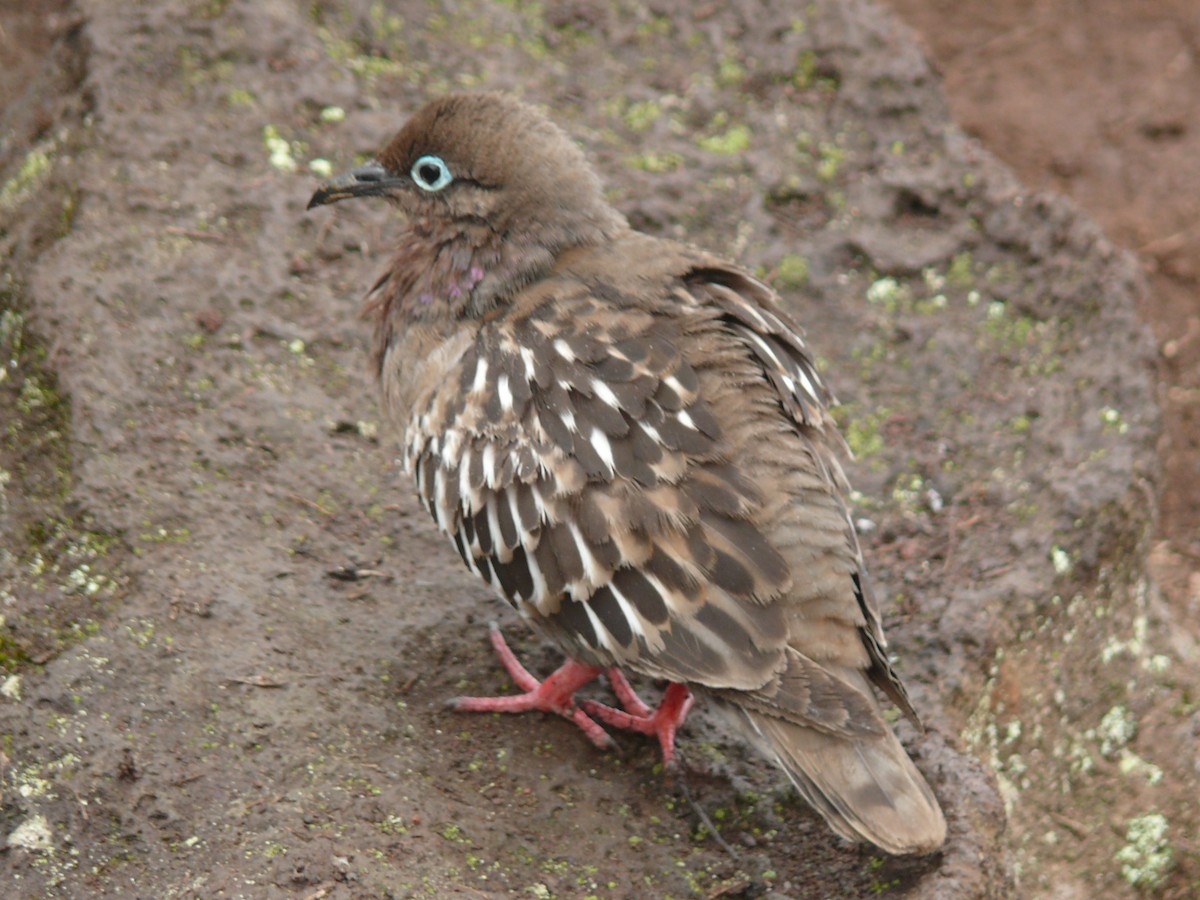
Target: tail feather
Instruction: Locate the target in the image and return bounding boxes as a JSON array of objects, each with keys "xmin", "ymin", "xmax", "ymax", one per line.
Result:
[{"xmin": 736, "ymin": 707, "xmax": 946, "ymax": 855}]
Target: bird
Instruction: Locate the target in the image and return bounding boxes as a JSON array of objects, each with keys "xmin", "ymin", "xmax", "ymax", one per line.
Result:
[{"xmin": 308, "ymin": 92, "xmax": 946, "ymax": 855}]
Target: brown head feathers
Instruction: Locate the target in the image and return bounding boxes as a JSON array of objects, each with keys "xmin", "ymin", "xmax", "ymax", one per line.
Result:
[{"xmin": 312, "ymin": 93, "xmax": 626, "ymax": 259}]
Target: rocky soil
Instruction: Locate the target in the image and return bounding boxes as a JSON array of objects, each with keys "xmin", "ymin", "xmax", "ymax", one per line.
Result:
[{"xmin": 1, "ymin": 0, "xmax": 1195, "ymax": 897}]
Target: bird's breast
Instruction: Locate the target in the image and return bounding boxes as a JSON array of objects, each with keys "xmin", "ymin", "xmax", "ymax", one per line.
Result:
[{"xmin": 381, "ymin": 325, "xmax": 476, "ymax": 453}]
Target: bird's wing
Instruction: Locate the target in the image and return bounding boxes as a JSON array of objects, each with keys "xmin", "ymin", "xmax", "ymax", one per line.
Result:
[
  {"xmin": 684, "ymin": 264, "xmax": 920, "ymax": 724},
  {"xmin": 402, "ymin": 266, "xmax": 906, "ymax": 735}
]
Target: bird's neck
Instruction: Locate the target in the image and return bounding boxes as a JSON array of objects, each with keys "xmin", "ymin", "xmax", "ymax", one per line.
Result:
[{"xmin": 363, "ymin": 214, "xmax": 625, "ymax": 377}]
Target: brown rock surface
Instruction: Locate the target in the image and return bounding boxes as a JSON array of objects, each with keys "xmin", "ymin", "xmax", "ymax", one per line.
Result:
[{"xmin": 0, "ymin": 0, "xmax": 1189, "ymax": 896}]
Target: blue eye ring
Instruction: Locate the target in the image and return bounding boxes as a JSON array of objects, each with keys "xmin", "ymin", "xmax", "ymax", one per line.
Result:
[{"xmin": 411, "ymin": 155, "xmax": 453, "ymax": 191}]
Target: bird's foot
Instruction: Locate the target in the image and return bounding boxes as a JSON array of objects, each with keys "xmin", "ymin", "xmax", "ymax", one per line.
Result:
[
  {"xmin": 579, "ymin": 671, "xmax": 694, "ymax": 768},
  {"xmin": 448, "ymin": 625, "xmax": 615, "ymax": 751}
]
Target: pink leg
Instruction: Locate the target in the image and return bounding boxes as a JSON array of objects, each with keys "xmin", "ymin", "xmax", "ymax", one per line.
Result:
[
  {"xmin": 449, "ymin": 626, "xmax": 615, "ymax": 750},
  {"xmin": 579, "ymin": 671, "xmax": 694, "ymax": 768}
]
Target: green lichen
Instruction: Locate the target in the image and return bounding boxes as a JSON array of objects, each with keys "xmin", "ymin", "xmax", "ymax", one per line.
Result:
[
  {"xmin": 0, "ymin": 142, "xmax": 55, "ymax": 210},
  {"xmin": 775, "ymin": 254, "xmax": 809, "ymax": 289},
  {"xmin": 865, "ymin": 276, "xmax": 909, "ymax": 313},
  {"xmin": 623, "ymin": 100, "xmax": 662, "ymax": 132},
  {"xmin": 815, "ymin": 141, "xmax": 845, "ymax": 181},
  {"xmin": 866, "ymin": 854, "xmax": 900, "ymax": 894},
  {"xmin": 840, "ymin": 406, "xmax": 888, "ymax": 460},
  {"xmin": 947, "ymin": 251, "xmax": 976, "ymax": 289},
  {"xmin": 698, "ymin": 121, "xmax": 751, "ymax": 156},
  {"xmin": 225, "ymin": 88, "xmax": 256, "ymax": 107},
  {"xmin": 626, "ymin": 152, "xmax": 682, "ymax": 173},
  {"xmin": 716, "ymin": 55, "xmax": 746, "ymax": 87},
  {"xmin": 793, "ymin": 50, "xmax": 818, "ymax": 89},
  {"xmin": 314, "ymin": 0, "xmax": 408, "ymax": 78},
  {"xmin": 1, "ymin": 280, "xmax": 125, "ymax": 670},
  {"xmin": 1099, "ymin": 406, "xmax": 1129, "ymax": 434},
  {"xmin": 6, "ymin": 814, "xmax": 53, "ymax": 852},
  {"xmin": 1115, "ymin": 813, "xmax": 1173, "ymax": 889},
  {"xmin": 263, "ymin": 124, "xmax": 299, "ymax": 172},
  {"xmin": 1117, "ymin": 749, "xmax": 1163, "ymax": 785},
  {"xmin": 199, "ymin": 0, "xmax": 231, "ymax": 18},
  {"xmin": 981, "ymin": 302, "xmax": 1036, "ymax": 351},
  {"xmin": 891, "ymin": 473, "xmax": 938, "ymax": 514},
  {"xmin": 1096, "ymin": 705, "xmax": 1136, "ymax": 757},
  {"xmin": 634, "ymin": 15, "xmax": 671, "ymax": 40},
  {"xmin": 177, "ymin": 46, "xmax": 234, "ymax": 87},
  {"xmin": 138, "ymin": 525, "xmax": 191, "ymax": 544}
]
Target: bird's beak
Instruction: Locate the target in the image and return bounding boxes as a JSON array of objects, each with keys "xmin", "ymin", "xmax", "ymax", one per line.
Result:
[{"xmin": 307, "ymin": 160, "xmax": 404, "ymax": 210}]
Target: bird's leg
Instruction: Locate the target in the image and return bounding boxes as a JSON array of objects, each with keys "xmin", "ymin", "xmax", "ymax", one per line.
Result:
[
  {"xmin": 580, "ymin": 671, "xmax": 694, "ymax": 768},
  {"xmin": 448, "ymin": 625, "xmax": 615, "ymax": 750}
]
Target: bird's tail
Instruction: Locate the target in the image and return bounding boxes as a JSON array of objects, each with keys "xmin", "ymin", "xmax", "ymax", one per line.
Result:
[{"xmin": 733, "ymin": 707, "xmax": 946, "ymax": 855}]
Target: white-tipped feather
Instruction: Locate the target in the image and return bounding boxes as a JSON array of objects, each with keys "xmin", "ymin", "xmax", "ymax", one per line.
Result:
[
  {"xmin": 457, "ymin": 454, "xmax": 476, "ymax": 513},
  {"xmin": 583, "ymin": 597, "xmax": 617, "ymax": 655},
  {"xmin": 481, "ymin": 443, "xmax": 498, "ymax": 488},
  {"xmin": 606, "ymin": 581, "xmax": 646, "ymax": 643},
  {"xmin": 663, "ymin": 374, "xmax": 686, "ymax": 396},
  {"xmin": 589, "ymin": 427, "xmax": 615, "ymax": 474},
  {"xmin": 506, "ymin": 489, "xmax": 527, "ymax": 542},
  {"xmin": 485, "ymin": 494, "xmax": 504, "ymax": 557},
  {"xmin": 553, "ymin": 337, "xmax": 575, "ymax": 361},
  {"xmin": 568, "ymin": 520, "xmax": 606, "ymax": 588},
  {"xmin": 523, "ymin": 539, "xmax": 550, "ymax": 605},
  {"xmin": 433, "ymin": 467, "xmax": 451, "ymax": 531},
  {"xmin": 470, "ymin": 356, "xmax": 489, "ymax": 394},
  {"xmin": 794, "ymin": 367, "xmax": 819, "ymax": 407},
  {"xmin": 518, "ymin": 345, "xmax": 536, "ymax": 382},
  {"xmin": 497, "ymin": 373, "xmax": 513, "ymax": 412},
  {"xmin": 591, "ymin": 378, "xmax": 621, "ymax": 409}
]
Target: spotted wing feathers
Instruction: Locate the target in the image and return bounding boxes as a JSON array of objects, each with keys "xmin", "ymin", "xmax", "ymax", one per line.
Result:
[
  {"xmin": 403, "ymin": 287, "xmax": 794, "ymax": 691},
  {"xmin": 403, "ymin": 260, "xmax": 915, "ymax": 717}
]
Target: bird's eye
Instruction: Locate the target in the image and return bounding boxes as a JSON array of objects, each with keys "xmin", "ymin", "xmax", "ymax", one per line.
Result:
[{"xmin": 411, "ymin": 155, "xmax": 453, "ymax": 192}]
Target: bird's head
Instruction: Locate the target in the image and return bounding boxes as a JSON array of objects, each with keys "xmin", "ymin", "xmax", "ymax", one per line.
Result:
[{"xmin": 308, "ymin": 92, "xmax": 626, "ymax": 253}]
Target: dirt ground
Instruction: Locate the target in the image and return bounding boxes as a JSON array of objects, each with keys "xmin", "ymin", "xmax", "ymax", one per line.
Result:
[
  {"xmin": 0, "ymin": 1, "xmax": 1196, "ymax": 897},
  {"xmin": 883, "ymin": 0, "xmax": 1200, "ymax": 705}
]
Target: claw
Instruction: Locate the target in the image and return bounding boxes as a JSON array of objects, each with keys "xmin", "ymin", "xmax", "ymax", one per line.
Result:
[
  {"xmin": 448, "ymin": 626, "xmax": 615, "ymax": 750},
  {"xmin": 579, "ymin": 672, "xmax": 694, "ymax": 767}
]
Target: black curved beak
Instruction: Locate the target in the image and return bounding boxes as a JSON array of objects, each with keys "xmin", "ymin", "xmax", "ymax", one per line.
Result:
[{"xmin": 307, "ymin": 160, "xmax": 404, "ymax": 210}]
